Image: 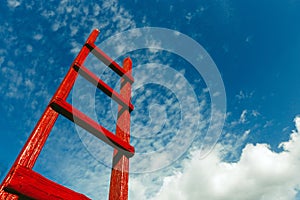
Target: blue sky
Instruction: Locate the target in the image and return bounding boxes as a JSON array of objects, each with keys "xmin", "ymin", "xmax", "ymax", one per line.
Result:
[{"xmin": 1, "ymin": 0, "xmax": 300, "ymax": 199}]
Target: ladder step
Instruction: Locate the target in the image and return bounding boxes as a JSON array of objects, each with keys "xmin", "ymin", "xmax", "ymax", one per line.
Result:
[
  {"xmin": 73, "ymin": 64, "xmax": 134, "ymax": 112},
  {"xmin": 5, "ymin": 165, "xmax": 90, "ymax": 200},
  {"xmin": 50, "ymin": 98, "xmax": 135, "ymax": 157},
  {"xmin": 85, "ymin": 43, "xmax": 134, "ymax": 84}
]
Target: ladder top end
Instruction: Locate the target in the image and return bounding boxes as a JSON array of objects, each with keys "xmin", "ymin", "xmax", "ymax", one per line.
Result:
[{"xmin": 93, "ymin": 29, "xmax": 100, "ymax": 34}]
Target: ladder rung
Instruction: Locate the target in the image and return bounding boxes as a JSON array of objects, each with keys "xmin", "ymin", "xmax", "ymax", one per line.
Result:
[
  {"xmin": 50, "ymin": 98, "xmax": 135, "ymax": 157},
  {"xmin": 73, "ymin": 64, "xmax": 134, "ymax": 112},
  {"xmin": 85, "ymin": 43, "xmax": 134, "ymax": 84},
  {"xmin": 5, "ymin": 165, "xmax": 90, "ymax": 200}
]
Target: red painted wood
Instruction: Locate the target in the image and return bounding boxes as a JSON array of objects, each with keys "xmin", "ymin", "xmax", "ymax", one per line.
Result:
[
  {"xmin": 51, "ymin": 31, "xmax": 99, "ymax": 101},
  {"xmin": 0, "ymin": 29, "xmax": 99, "ymax": 199},
  {"xmin": 85, "ymin": 43, "xmax": 134, "ymax": 84},
  {"xmin": 0, "ymin": 190, "xmax": 19, "ymax": 199},
  {"xmin": 50, "ymin": 98, "xmax": 135, "ymax": 157},
  {"xmin": 6, "ymin": 165, "xmax": 90, "ymax": 200},
  {"xmin": 109, "ymin": 58, "xmax": 133, "ymax": 200},
  {"xmin": 0, "ymin": 29, "xmax": 135, "ymax": 200},
  {"xmin": 0, "ymin": 106, "xmax": 59, "ymax": 200},
  {"xmin": 73, "ymin": 64, "xmax": 134, "ymax": 112}
]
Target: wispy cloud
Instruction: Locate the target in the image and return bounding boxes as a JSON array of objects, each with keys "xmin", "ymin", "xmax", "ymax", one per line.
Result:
[
  {"xmin": 235, "ymin": 90, "xmax": 255, "ymax": 101},
  {"xmin": 239, "ymin": 109, "xmax": 247, "ymax": 123},
  {"xmin": 7, "ymin": 0, "xmax": 21, "ymax": 8},
  {"xmin": 2, "ymin": 1, "xmax": 295, "ymax": 200}
]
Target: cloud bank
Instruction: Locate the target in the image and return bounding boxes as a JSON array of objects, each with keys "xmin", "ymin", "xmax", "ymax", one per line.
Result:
[{"xmin": 146, "ymin": 116, "xmax": 300, "ymax": 200}]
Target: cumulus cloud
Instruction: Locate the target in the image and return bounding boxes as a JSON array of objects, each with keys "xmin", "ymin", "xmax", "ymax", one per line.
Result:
[
  {"xmin": 2, "ymin": 1, "xmax": 295, "ymax": 200},
  {"xmin": 149, "ymin": 116, "xmax": 300, "ymax": 200}
]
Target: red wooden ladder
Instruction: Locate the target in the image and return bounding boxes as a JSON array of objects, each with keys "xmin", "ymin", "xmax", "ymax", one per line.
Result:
[{"xmin": 0, "ymin": 29, "xmax": 135, "ymax": 200}]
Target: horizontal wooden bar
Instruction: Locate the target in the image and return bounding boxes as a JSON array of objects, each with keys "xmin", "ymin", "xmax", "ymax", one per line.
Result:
[
  {"xmin": 50, "ymin": 98, "xmax": 135, "ymax": 157},
  {"xmin": 73, "ymin": 64, "xmax": 134, "ymax": 112},
  {"xmin": 85, "ymin": 43, "xmax": 134, "ymax": 84},
  {"xmin": 5, "ymin": 165, "xmax": 90, "ymax": 200}
]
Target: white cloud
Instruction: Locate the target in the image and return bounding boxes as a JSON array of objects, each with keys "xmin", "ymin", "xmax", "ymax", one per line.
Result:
[
  {"xmin": 150, "ymin": 116, "xmax": 300, "ymax": 200},
  {"xmin": 33, "ymin": 33, "xmax": 43, "ymax": 41},
  {"xmin": 7, "ymin": 0, "xmax": 21, "ymax": 8},
  {"xmin": 34, "ymin": 122, "xmax": 112, "ymax": 199},
  {"xmin": 3, "ymin": 2, "xmax": 295, "ymax": 200},
  {"xmin": 236, "ymin": 90, "xmax": 254, "ymax": 101},
  {"xmin": 251, "ymin": 110, "xmax": 260, "ymax": 117},
  {"xmin": 26, "ymin": 45, "xmax": 33, "ymax": 52},
  {"xmin": 129, "ymin": 178, "xmax": 148, "ymax": 199},
  {"xmin": 239, "ymin": 109, "xmax": 247, "ymax": 123}
]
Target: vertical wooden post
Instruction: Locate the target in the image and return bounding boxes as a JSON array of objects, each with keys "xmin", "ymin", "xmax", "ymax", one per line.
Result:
[
  {"xmin": 0, "ymin": 30, "xmax": 99, "ymax": 199},
  {"xmin": 0, "ymin": 29, "xmax": 135, "ymax": 200},
  {"xmin": 109, "ymin": 58, "xmax": 132, "ymax": 200}
]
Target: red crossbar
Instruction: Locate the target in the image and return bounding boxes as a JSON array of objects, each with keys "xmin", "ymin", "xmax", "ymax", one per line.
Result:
[
  {"xmin": 50, "ymin": 98, "xmax": 135, "ymax": 157},
  {"xmin": 5, "ymin": 165, "xmax": 90, "ymax": 200},
  {"xmin": 85, "ymin": 42, "xmax": 134, "ymax": 84},
  {"xmin": 0, "ymin": 29, "xmax": 134, "ymax": 200},
  {"xmin": 73, "ymin": 64, "xmax": 134, "ymax": 112}
]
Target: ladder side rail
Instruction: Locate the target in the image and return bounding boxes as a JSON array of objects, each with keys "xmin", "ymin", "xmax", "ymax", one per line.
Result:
[
  {"xmin": 0, "ymin": 29, "xmax": 99, "ymax": 199},
  {"xmin": 109, "ymin": 58, "xmax": 133, "ymax": 200},
  {"xmin": 0, "ymin": 29, "xmax": 135, "ymax": 200}
]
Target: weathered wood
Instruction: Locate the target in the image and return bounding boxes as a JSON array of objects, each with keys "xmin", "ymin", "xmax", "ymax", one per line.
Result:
[
  {"xmin": 5, "ymin": 165, "xmax": 90, "ymax": 200},
  {"xmin": 109, "ymin": 58, "xmax": 133, "ymax": 200}
]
